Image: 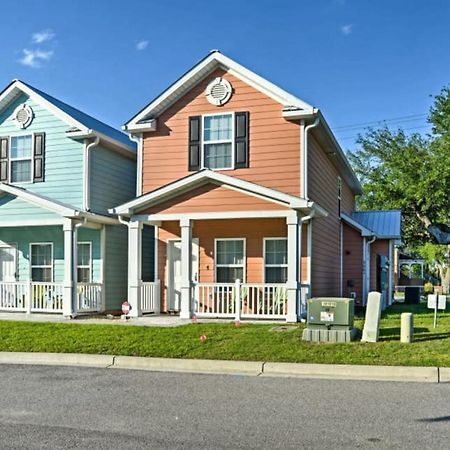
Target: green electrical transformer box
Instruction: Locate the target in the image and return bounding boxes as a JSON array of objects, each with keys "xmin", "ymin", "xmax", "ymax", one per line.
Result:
[{"xmin": 307, "ymin": 297, "xmax": 355, "ymax": 331}]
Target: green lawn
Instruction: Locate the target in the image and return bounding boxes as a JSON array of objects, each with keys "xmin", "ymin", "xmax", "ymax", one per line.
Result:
[{"xmin": 0, "ymin": 303, "xmax": 449, "ymax": 367}]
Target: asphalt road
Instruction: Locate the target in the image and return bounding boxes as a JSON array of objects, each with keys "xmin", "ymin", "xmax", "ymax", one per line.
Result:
[{"xmin": 0, "ymin": 365, "xmax": 449, "ymax": 449}]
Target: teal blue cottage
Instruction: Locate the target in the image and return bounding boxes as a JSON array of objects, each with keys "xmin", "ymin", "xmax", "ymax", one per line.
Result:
[{"xmin": 0, "ymin": 80, "xmax": 137, "ymax": 315}]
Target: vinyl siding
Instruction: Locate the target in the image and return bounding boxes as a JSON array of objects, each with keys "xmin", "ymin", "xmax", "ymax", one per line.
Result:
[
  {"xmin": 142, "ymin": 69, "xmax": 301, "ymax": 197},
  {"xmin": 0, "ymin": 94, "xmax": 84, "ymax": 208},
  {"xmin": 104, "ymin": 224, "xmax": 128, "ymax": 311},
  {"xmin": 342, "ymin": 223, "xmax": 363, "ymax": 304},
  {"xmin": 0, "ymin": 194, "xmax": 61, "ymax": 221},
  {"xmin": 143, "ymin": 183, "xmax": 289, "ymax": 215},
  {"xmin": 0, "ymin": 225, "xmax": 100, "ymax": 282},
  {"xmin": 89, "ymin": 145, "xmax": 136, "ymax": 215},
  {"xmin": 308, "ymin": 134, "xmax": 356, "ymax": 297}
]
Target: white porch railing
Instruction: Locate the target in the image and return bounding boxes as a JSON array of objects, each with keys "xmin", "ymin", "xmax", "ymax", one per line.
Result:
[
  {"xmin": 193, "ymin": 280, "xmax": 308, "ymax": 320},
  {"xmin": 0, "ymin": 282, "xmax": 64, "ymax": 313},
  {"xmin": 31, "ymin": 282, "xmax": 64, "ymax": 312},
  {"xmin": 77, "ymin": 283, "xmax": 103, "ymax": 313},
  {"xmin": 0, "ymin": 282, "xmax": 28, "ymax": 311},
  {"xmin": 140, "ymin": 280, "xmax": 160, "ymax": 314}
]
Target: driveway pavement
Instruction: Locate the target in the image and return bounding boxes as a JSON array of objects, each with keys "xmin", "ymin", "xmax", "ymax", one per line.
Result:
[{"xmin": 0, "ymin": 364, "xmax": 448, "ymax": 449}]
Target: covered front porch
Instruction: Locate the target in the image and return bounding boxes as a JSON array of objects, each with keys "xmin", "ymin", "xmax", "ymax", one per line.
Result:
[
  {"xmin": 112, "ymin": 170, "xmax": 328, "ymax": 322},
  {"xmin": 0, "ymin": 221, "xmax": 104, "ymax": 315},
  {"xmin": 0, "ymin": 183, "xmax": 117, "ymax": 315}
]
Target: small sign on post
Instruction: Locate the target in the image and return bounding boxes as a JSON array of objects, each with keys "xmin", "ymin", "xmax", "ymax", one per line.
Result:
[
  {"xmin": 122, "ymin": 301, "xmax": 131, "ymax": 317},
  {"xmin": 427, "ymin": 294, "xmax": 446, "ymax": 328}
]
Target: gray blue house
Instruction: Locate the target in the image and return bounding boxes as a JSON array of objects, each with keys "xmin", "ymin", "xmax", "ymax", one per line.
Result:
[{"xmin": 0, "ymin": 80, "xmax": 136, "ymax": 316}]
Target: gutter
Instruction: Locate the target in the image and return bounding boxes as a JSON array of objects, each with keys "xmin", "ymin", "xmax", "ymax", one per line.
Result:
[{"xmin": 83, "ymin": 136, "xmax": 100, "ymax": 212}]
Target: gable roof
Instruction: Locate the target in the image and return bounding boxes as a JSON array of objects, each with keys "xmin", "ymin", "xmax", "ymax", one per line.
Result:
[
  {"xmin": 124, "ymin": 50, "xmax": 316, "ymax": 130},
  {"xmin": 123, "ymin": 50, "xmax": 362, "ymax": 194},
  {"xmin": 351, "ymin": 210, "xmax": 401, "ymax": 239},
  {"xmin": 110, "ymin": 169, "xmax": 328, "ymax": 217},
  {"xmin": 0, "ymin": 183, "xmax": 118, "ymax": 224},
  {"xmin": 0, "ymin": 79, "xmax": 135, "ymax": 154}
]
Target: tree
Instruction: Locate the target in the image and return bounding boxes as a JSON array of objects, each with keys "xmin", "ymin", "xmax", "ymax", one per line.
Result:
[{"xmin": 348, "ymin": 85, "xmax": 450, "ymax": 291}]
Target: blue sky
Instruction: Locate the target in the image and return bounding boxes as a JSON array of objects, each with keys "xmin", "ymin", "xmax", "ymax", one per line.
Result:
[{"xmin": 1, "ymin": 0, "xmax": 449, "ymax": 151}]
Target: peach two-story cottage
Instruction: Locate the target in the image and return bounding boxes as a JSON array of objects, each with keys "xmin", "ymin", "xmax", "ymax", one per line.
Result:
[{"xmin": 112, "ymin": 51, "xmax": 401, "ymax": 321}]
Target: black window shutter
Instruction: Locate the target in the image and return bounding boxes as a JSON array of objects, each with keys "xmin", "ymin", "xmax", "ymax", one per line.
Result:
[
  {"xmin": 33, "ymin": 133, "xmax": 45, "ymax": 182},
  {"xmin": 0, "ymin": 137, "xmax": 9, "ymax": 183},
  {"xmin": 188, "ymin": 116, "xmax": 201, "ymax": 171},
  {"xmin": 235, "ymin": 112, "xmax": 249, "ymax": 168}
]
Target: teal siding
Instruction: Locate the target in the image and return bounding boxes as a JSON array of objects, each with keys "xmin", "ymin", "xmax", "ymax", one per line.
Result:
[
  {"xmin": 89, "ymin": 144, "xmax": 136, "ymax": 215},
  {"xmin": 0, "ymin": 226, "xmax": 64, "ymax": 281},
  {"xmin": 0, "ymin": 94, "xmax": 84, "ymax": 208},
  {"xmin": 0, "ymin": 194, "xmax": 61, "ymax": 221},
  {"xmin": 0, "ymin": 225, "xmax": 101, "ymax": 283},
  {"xmin": 104, "ymin": 224, "xmax": 128, "ymax": 310}
]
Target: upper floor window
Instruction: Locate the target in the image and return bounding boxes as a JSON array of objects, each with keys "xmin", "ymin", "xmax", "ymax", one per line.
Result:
[
  {"xmin": 203, "ymin": 113, "xmax": 233, "ymax": 170},
  {"xmin": 10, "ymin": 135, "xmax": 33, "ymax": 183},
  {"xmin": 188, "ymin": 112, "xmax": 249, "ymax": 172},
  {"xmin": 0, "ymin": 133, "xmax": 45, "ymax": 184}
]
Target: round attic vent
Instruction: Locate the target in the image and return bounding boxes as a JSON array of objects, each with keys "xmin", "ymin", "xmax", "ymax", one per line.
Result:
[
  {"xmin": 205, "ymin": 77, "xmax": 232, "ymax": 106},
  {"xmin": 13, "ymin": 104, "xmax": 33, "ymax": 129}
]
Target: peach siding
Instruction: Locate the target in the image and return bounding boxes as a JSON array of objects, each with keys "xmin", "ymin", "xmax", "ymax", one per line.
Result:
[
  {"xmin": 142, "ymin": 68, "xmax": 301, "ymax": 197},
  {"xmin": 143, "ymin": 183, "xmax": 289, "ymax": 215},
  {"xmin": 342, "ymin": 224, "xmax": 364, "ymax": 304},
  {"xmin": 370, "ymin": 239, "xmax": 389, "ymax": 291},
  {"xmin": 155, "ymin": 218, "xmax": 307, "ymax": 312},
  {"xmin": 308, "ymin": 134, "xmax": 351, "ymax": 297}
]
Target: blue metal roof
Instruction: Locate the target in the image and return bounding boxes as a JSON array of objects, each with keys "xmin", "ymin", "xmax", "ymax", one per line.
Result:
[
  {"xmin": 20, "ymin": 81, "xmax": 134, "ymax": 150},
  {"xmin": 351, "ymin": 210, "xmax": 401, "ymax": 239}
]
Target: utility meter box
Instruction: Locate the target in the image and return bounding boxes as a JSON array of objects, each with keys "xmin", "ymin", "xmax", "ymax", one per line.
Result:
[
  {"xmin": 307, "ymin": 297, "xmax": 354, "ymax": 330},
  {"xmin": 303, "ymin": 297, "xmax": 356, "ymax": 342}
]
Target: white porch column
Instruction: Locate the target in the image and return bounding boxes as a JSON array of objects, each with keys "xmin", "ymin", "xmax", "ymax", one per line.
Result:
[
  {"xmin": 128, "ymin": 221, "xmax": 143, "ymax": 317},
  {"xmin": 63, "ymin": 219, "xmax": 75, "ymax": 317},
  {"xmin": 180, "ymin": 218, "xmax": 192, "ymax": 319},
  {"xmin": 286, "ymin": 213, "xmax": 301, "ymax": 323}
]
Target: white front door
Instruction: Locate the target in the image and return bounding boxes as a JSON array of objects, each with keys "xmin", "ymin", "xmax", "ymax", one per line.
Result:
[
  {"xmin": 167, "ymin": 238, "xmax": 199, "ymax": 311},
  {"xmin": 0, "ymin": 244, "xmax": 17, "ymax": 282}
]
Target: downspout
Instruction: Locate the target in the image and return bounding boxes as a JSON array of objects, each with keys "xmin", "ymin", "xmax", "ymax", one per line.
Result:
[
  {"xmin": 72, "ymin": 217, "xmax": 87, "ymax": 317},
  {"xmin": 83, "ymin": 136, "xmax": 100, "ymax": 212},
  {"xmin": 128, "ymin": 133, "xmax": 142, "ymax": 197},
  {"xmin": 302, "ymin": 117, "xmax": 320, "ymax": 199}
]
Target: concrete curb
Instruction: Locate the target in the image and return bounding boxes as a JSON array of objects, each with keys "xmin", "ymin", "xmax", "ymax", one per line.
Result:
[
  {"xmin": 439, "ymin": 367, "xmax": 450, "ymax": 383},
  {"xmin": 113, "ymin": 356, "xmax": 263, "ymax": 375},
  {"xmin": 0, "ymin": 352, "xmax": 114, "ymax": 368},
  {"xmin": 0, "ymin": 352, "xmax": 447, "ymax": 382},
  {"xmin": 262, "ymin": 362, "xmax": 439, "ymax": 383}
]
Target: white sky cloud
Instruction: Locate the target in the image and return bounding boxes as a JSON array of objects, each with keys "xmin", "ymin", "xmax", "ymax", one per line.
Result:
[
  {"xmin": 136, "ymin": 40, "xmax": 149, "ymax": 50},
  {"xmin": 31, "ymin": 29, "xmax": 55, "ymax": 44},
  {"xmin": 340, "ymin": 24, "xmax": 353, "ymax": 35},
  {"xmin": 19, "ymin": 49, "xmax": 54, "ymax": 68}
]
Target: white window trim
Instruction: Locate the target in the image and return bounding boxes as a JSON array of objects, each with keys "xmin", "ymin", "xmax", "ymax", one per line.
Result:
[
  {"xmin": 214, "ymin": 237, "xmax": 246, "ymax": 283},
  {"xmin": 9, "ymin": 133, "xmax": 35, "ymax": 185},
  {"xmin": 77, "ymin": 241, "xmax": 92, "ymax": 283},
  {"xmin": 29, "ymin": 242, "xmax": 53, "ymax": 282},
  {"xmin": 263, "ymin": 237, "xmax": 288, "ymax": 284},
  {"xmin": 201, "ymin": 111, "xmax": 235, "ymax": 171}
]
